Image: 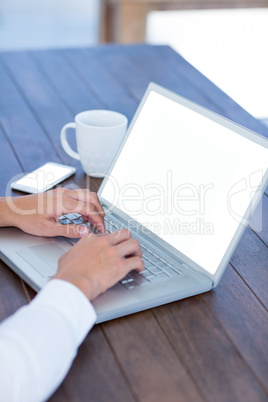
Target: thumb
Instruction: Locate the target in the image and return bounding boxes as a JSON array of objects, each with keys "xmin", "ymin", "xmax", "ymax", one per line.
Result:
[{"xmin": 56, "ymin": 223, "xmax": 90, "ymax": 238}]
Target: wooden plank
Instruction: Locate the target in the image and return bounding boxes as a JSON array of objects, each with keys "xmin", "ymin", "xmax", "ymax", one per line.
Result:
[
  {"xmin": 103, "ymin": 311, "xmax": 204, "ymax": 402},
  {"xmin": 0, "ymin": 51, "xmax": 89, "ymax": 190},
  {"xmin": 0, "ymin": 53, "xmax": 79, "ymax": 191},
  {"xmin": 0, "ymin": 261, "xmax": 28, "ymax": 321},
  {"xmin": 0, "ymin": 124, "xmax": 23, "ymax": 197},
  {"xmin": 62, "ymin": 48, "xmax": 138, "ymax": 122},
  {"xmin": 230, "ymin": 226, "xmax": 268, "ymax": 309},
  {"xmin": 50, "ymin": 325, "xmax": 136, "ymax": 402},
  {"xmin": 0, "ymin": 97, "xmax": 42, "ymax": 313},
  {"xmin": 153, "ymin": 291, "xmax": 268, "ymax": 401},
  {"xmin": 202, "ymin": 264, "xmax": 268, "ymax": 393},
  {"xmin": 0, "ymin": 57, "xmax": 60, "ymax": 172},
  {"xmin": 87, "ymin": 42, "xmax": 260, "ymax": 146},
  {"xmin": 30, "ymin": 50, "xmax": 105, "ymax": 115},
  {"xmin": 95, "ymin": 44, "xmax": 217, "ymax": 111},
  {"xmin": 0, "ymin": 60, "xmax": 78, "ymax": 193},
  {"xmin": 249, "ymin": 194, "xmax": 268, "ymax": 247},
  {"xmin": 0, "ymin": 52, "xmax": 79, "ymax": 167},
  {"xmin": 47, "ymin": 388, "xmax": 67, "ymax": 402}
]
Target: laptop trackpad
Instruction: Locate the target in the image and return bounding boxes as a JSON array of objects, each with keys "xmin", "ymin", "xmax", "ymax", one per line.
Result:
[{"xmin": 16, "ymin": 243, "xmax": 66, "ymax": 278}]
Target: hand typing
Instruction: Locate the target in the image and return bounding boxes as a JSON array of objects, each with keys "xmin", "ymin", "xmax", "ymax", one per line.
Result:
[
  {"xmin": 54, "ymin": 229, "xmax": 144, "ymax": 300},
  {"xmin": 0, "ymin": 188, "xmax": 105, "ymax": 238}
]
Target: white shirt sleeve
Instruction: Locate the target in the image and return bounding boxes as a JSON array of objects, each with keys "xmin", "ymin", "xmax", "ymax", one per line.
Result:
[{"xmin": 0, "ymin": 279, "xmax": 97, "ymax": 402}]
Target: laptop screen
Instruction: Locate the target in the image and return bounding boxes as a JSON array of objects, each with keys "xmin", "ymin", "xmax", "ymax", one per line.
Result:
[{"xmin": 100, "ymin": 89, "xmax": 268, "ymax": 275}]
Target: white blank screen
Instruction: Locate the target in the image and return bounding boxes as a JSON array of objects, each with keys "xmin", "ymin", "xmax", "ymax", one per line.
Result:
[{"xmin": 101, "ymin": 91, "xmax": 268, "ymax": 274}]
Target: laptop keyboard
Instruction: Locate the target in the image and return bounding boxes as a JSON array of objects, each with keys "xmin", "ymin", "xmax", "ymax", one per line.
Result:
[
  {"xmin": 59, "ymin": 213, "xmax": 182, "ymax": 289},
  {"xmin": 58, "ymin": 213, "xmax": 100, "ymax": 234}
]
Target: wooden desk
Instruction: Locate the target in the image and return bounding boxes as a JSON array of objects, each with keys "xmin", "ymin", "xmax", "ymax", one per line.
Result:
[
  {"xmin": 99, "ymin": 0, "xmax": 268, "ymax": 43},
  {"xmin": 0, "ymin": 45, "xmax": 267, "ymax": 401}
]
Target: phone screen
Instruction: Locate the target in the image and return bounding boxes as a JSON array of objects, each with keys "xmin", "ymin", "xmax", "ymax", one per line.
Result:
[{"xmin": 12, "ymin": 163, "xmax": 76, "ymax": 193}]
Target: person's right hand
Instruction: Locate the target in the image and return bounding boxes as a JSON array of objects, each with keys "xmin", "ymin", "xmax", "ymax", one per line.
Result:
[{"xmin": 53, "ymin": 229, "xmax": 144, "ymax": 300}]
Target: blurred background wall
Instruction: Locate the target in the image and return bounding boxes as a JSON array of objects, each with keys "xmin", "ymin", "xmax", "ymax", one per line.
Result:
[
  {"xmin": 0, "ymin": 0, "xmax": 267, "ymax": 123},
  {"xmin": 0, "ymin": 0, "xmax": 99, "ymax": 49}
]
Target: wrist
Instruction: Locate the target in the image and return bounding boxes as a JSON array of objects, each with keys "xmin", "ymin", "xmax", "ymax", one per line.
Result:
[
  {"xmin": 52, "ymin": 274, "xmax": 98, "ymax": 301},
  {"xmin": 0, "ymin": 198, "xmax": 17, "ymax": 227}
]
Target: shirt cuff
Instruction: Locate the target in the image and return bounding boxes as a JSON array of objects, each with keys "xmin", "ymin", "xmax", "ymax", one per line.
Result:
[{"xmin": 32, "ymin": 279, "xmax": 97, "ymax": 345}]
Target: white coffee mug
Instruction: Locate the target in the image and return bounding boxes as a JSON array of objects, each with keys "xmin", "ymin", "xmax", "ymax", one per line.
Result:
[{"xmin": 61, "ymin": 110, "xmax": 128, "ymax": 177}]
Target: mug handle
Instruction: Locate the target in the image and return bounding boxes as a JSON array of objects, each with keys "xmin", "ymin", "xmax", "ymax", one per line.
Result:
[{"xmin": 60, "ymin": 122, "xmax": 80, "ymax": 160}]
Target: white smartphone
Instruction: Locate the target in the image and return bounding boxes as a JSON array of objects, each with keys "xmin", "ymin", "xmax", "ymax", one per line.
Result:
[{"xmin": 11, "ymin": 162, "xmax": 76, "ymax": 194}]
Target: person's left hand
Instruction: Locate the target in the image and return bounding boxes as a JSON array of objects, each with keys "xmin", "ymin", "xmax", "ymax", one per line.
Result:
[{"xmin": 3, "ymin": 188, "xmax": 105, "ymax": 238}]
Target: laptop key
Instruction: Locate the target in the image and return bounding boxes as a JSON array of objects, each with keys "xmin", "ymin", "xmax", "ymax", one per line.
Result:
[
  {"xmin": 105, "ymin": 224, "xmax": 117, "ymax": 233},
  {"xmin": 121, "ymin": 274, "xmax": 134, "ymax": 284},
  {"xmin": 141, "ymin": 249, "xmax": 152, "ymax": 259},
  {"xmin": 110, "ymin": 221, "xmax": 120, "ymax": 230},
  {"xmin": 162, "ymin": 267, "xmax": 180, "ymax": 277},
  {"xmin": 147, "ymin": 266, "xmax": 162, "ymax": 275},
  {"xmin": 170, "ymin": 265, "xmax": 182, "ymax": 274},
  {"xmin": 129, "ymin": 271, "xmax": 150, "ymax": 286},
  {"xmin": 143, "ymin": 259, "xmax": 155, "ymax": 268},
  {"xmin": 140, "ymin": 270, "xmax": 155, "ymax": 280},
  {"xmin": 123, "ymin": 282, "xmax": 135, "ymax": 290},
  {"xmin": 63, "ymin": 213, "xmax": 81, "ymax": 220},
  {"xmin": 148, "ymin": 272, "xmax": 169, "ymax": 282},
  {"xmin": 147, "ymin": 255, "xmax": 160, "ymax": 264},
  {"xmin": 72, "ymin": 217, "xmax": 85, "ymax": 224},
  {"xmin": 155, "ymin": 260, "xmax": 167, "ymax": 269},
  {"xmin": 59, "ymin": 218, "xmax": 72, "ymax": 225}
]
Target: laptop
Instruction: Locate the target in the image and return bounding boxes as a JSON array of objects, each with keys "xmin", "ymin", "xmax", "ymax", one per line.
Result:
[{"xmin": 0, "ymin": 83, "xmax": 267, "ymax": 323}]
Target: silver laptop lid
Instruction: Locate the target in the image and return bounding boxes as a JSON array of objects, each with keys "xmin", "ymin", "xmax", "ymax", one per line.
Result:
[{"xmin": 98, "ymin": 83, "xmax": 268, "ymax": 286}]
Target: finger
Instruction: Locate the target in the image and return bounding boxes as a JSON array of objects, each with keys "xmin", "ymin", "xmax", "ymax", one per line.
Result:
[
  {"xmin": 85, "ymin": 191, "xmax": 105, "ymax": 218},
  {"xmin": 80, "ymin": 214, "xmax": 107, "ymax": 234},
  {"xmin": 63, "ymin": 200, "xmax": 105, "ymax": 233},
  {"xmin": 52, "ymin": 222, "xmax": 91, "ymax": 238},
  {"xmin": 105, "ymin": 229, "xmax": 132, "ymax": 246},
  {"xmin": 122, "ymin": 256, "xmax": 145, "ymax": 273},
  {"xmin": 115, "ymin": 238, "xmax": 142, "ymax": 258},
  {"xmin": 78, "ymin": 203, "xmax": 105, "ymax": 233},
  {"xmin": 80, "ymin": 226, "xmax": 91, "ymax": 237},
  {"xmin": 63, "ymin": 189, "xmax": 105, "ymax": 218}
]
